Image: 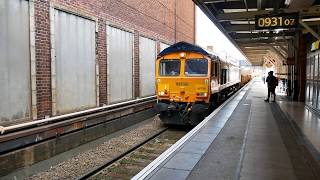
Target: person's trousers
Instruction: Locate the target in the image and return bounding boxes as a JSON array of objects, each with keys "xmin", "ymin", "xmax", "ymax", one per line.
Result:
[{"xmin": 267, "ymin": 87, "xmax": 276, "ymax": 100}]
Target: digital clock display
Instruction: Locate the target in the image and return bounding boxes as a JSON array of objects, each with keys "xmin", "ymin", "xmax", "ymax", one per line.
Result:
[{"xmin": 255, "ymin": 13, "xmax": 299, "ymax": 30}]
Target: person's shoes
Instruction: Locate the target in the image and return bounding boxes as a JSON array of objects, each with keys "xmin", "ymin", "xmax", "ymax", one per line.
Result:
[{"xmin": 264, "ymin": 99, "xmax": 269, "ymax": 102}]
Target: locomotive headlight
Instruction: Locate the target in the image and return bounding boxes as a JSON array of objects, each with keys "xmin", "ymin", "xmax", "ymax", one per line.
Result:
[
  {"xmin": 180, "ymin": 52, "xmax": 186, "ymax": 58},
  {"xmin": 197, "ymin": 92, "xmax": 207, "ymax": 97},
  {"xmin": 159, "ymin": 91, "xmax": 165, "ymax": 96}
]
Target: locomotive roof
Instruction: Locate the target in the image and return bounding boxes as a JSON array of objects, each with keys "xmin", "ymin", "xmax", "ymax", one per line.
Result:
[
  {"xmin": 158, "ymin": 41, "xmax": 210, "ymax": 57},
  {"xmin": 158, "ymin": 41, "xmax": 234, "ymax": 64}
]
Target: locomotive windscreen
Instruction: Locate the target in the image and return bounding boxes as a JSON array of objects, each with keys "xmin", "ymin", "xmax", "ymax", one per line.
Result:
[
  {"xmin": 185, "ymin": 59, "xmax": 208, "ymax": 76},
  {"xmin": 159, "ymin": 59, "xmax": 180, "ymax": 76}
]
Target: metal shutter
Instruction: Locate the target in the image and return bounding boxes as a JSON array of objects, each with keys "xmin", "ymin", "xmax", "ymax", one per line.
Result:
[
  {"xmin": 139, "ymin": 37, "xmax": 156, "ymax": 97},
  {"xmin": 54, "ymin": 10, "xmax": 96, "ymax": 114},
  {"xmin": 107, "ymin": 26, "xmax": 133, "ymax": 103},
  {"xmin": 0, "ymin": 0, "xmax": 31, "ymax": 123}
]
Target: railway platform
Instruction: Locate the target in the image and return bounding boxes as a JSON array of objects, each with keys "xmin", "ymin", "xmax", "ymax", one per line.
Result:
[{"xmin": 133, "ymin": 78, "xmax": 320, "ymax": 180}]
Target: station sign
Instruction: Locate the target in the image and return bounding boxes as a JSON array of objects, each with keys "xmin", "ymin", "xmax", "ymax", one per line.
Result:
[
  {"xmin": 311, "ymin": 40, "xmax": 320, "ymax": 51},
  {"xmin": 255, "ymin": 13, "xmax": 299, "ymax": 30}
]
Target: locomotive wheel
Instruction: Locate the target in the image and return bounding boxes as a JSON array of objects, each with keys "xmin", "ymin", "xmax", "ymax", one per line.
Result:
[{"xmin": 159, "ymin": 111, "xmax": 185, "ymax": 125}]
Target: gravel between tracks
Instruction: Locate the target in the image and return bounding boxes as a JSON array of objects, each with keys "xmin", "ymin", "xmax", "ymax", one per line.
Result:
[{"xmin": 27, "ymin": 117, "xmax": 164, "ymax": 180}]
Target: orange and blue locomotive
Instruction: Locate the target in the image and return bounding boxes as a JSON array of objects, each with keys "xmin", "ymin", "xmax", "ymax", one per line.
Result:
[{"xmin": 155, "ymin": 42, "xmax": 241, "ymax": 125}]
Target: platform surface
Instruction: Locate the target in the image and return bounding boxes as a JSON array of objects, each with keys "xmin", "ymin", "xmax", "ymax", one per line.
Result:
[
  {"xmin": 277, "ymin": 99, "xmax": 320, "ymax": 153},
  {"xmin": 133, "ymin": 79, "xmax": 320, "ymax": 180}
]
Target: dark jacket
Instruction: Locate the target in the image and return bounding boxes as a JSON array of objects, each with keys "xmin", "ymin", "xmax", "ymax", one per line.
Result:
[{"xmin": 266, "ymin": 75, "xmax": 278, "ymax": 88}]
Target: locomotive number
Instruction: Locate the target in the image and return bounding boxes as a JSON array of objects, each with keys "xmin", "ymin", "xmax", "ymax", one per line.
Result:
[{"xmin": 176, "ymin": 82, "xmax": 188, "ymax": 86}]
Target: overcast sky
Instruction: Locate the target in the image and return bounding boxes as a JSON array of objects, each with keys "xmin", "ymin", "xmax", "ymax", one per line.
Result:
[{"xmin": 195, "ymin": 7, "xmax": 247, "ymax": 62}]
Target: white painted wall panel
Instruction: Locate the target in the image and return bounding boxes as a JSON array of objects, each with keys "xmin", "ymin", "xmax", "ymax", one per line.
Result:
[
  {"xmin": 139, "ymin": 37, "xmax": 156, "ymax": 97},
  {"xmin": 160, "ymin": 42, "xmax": 170, "ymax": 52},
  {"xmin": 107, "ymin": 26, "xmax": 133, "ymax": 103},
  {"xmin": 0, "ymin": 0, "xmax": 30, "ymax": 122},
  {"xmin": 54, "ymin": 10, "xmax": 96, "ymax": 114}
]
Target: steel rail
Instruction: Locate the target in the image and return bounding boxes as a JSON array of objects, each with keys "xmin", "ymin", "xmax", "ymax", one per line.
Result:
[
  {"xmin": 77, "ymin": 128, "xmax": 169, "ymax": 180},
  {"xmin": 0, "ymin": 96, "xmax": 156, "ymax": 134}
]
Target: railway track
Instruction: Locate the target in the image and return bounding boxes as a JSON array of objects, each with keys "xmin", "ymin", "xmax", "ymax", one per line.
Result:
[
  {"xmin": 76, "ymin": 85, "xmax": 245, "ymax": 179},
  {"xmin": 78, "ymin": 128, "xmax": 187, "ymax": 180},
  {"xmin": 0, "ymin": 97, "xmax": 156, "ymax": 178}
]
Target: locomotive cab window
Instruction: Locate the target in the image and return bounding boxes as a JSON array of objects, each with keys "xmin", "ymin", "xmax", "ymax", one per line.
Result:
[
  {"xmin": 159, "ymin": 59, "xmax": 180, "ymax": 76},
  {"xmin": 185, "ymin": 58, "xmax": 208, "ymax": 76}
]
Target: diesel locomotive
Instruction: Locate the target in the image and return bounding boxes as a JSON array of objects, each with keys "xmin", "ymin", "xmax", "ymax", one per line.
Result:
[{"xmin": 155, "ymin": 42, "xmax": 242, "ymax": 125}]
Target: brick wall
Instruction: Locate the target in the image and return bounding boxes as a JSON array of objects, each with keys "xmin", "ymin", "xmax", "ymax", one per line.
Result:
[
  {"xmin": 176, "ymin": 0, "xmax": 195, "ymax": 43},
  {"xmin": 97, "ymin": 18, "xmax": 107, "ymax": 106},
  {"xmin": 34, "ymin": 0, "xmax": 195, "ymax": 119},
  {"xmin": 35, "ymin": 0, "xmax": 52, "ymax": 119},
  {"xmin": 134, "ymin": 31, "xmax": 140, "ymax": 98}
]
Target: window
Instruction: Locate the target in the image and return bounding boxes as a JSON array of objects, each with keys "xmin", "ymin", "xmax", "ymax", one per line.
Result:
[
  {"xmin": 211, "ymin": 62, "xmax": 218, "ymax": 77},
  {"xmin": 306, "ymin": 52, "xmax": 320, "ymax": 110},
  {"xmin": 215, "ymin": 62, "xmax": 218, "ymax": 76},
  {"xmin": 185, "ymin": 59, "xmax": 208, "ymax": 76},
  {"xmin": 159, "ymin": 59, "xmax": 180, "ymax": 76},
  {"xmin": 221, "ymin": 69, "xmax": 225, "ymax": 84},
  {"xmin": 227, "ymin": 68, "xmax": 229, "ymax": 82},
  {"xmin": 220, "ymin": 69, "xmax": 228, "ymax": 84},
  {"xmin": 211, "ymin": 62, "xmax": 215, "ymax": 77}
]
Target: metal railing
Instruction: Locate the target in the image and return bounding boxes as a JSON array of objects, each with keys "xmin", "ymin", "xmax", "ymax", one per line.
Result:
[{"xmin": 0, "ymin": 96, "xmax": 156, "ymax": 134}]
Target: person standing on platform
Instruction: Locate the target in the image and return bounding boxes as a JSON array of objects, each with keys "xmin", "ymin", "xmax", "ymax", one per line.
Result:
[{"xmin": 264, "ymin": 71, "xmax": 278, "ymax": 102}]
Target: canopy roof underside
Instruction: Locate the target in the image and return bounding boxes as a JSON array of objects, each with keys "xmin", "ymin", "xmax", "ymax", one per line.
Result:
[{"xmin": 193, "ymin": 0, "xmax": 320, "ymax": 66}]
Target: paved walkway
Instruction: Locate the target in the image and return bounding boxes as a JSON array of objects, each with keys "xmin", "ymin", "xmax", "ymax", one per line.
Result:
[
  {"xmin": 187, "ymin": 80, "xmax": 299, "ymax": 180},
  {"xmin": 135, "ymin": 79, "xmax": 319, "ymax": 180},
  {"xmin": 238, "ymin": 81, "xmax": 297, "ymax": 179},
  {"xmin": 278, "ymin": 100, "xmax": 320, "ymax": 152}
]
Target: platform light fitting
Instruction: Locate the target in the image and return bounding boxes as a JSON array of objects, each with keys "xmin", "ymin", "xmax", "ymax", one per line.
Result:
[{"xmin": 302, "ymin": 17, "xmax": 320, "ymax": 22}]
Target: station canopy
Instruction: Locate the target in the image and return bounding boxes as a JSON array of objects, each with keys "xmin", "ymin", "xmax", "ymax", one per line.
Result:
[{"xmin": 193, "ymin": 0, "xmax": 320, "ymax": 66}]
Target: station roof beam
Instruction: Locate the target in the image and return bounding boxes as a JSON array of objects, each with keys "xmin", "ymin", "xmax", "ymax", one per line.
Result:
[{"xmin": 193, "ymin": 0, "xmax": 320, "ymax": 65}]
